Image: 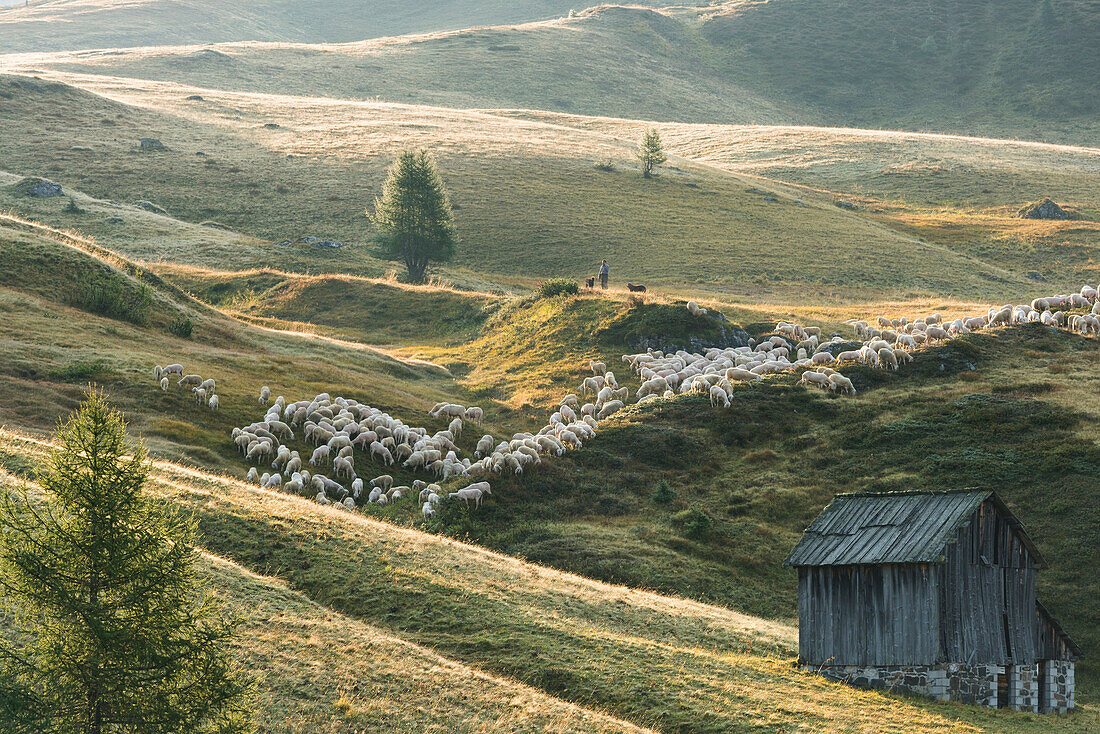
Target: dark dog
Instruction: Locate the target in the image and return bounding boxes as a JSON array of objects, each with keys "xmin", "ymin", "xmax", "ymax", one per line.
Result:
[
  {"xmin": 584, "ymin": 277, "xmax": 596, "ymax": 289},
  {"xmin": 626, "ymin": 283, "xmax": 647, "ymax": 293}
]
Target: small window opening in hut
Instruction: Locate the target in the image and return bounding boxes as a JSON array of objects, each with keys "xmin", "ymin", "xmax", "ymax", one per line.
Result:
[{"xmin": 1002, "ymin": 611, "xmax": 1014, "ymax": 661}]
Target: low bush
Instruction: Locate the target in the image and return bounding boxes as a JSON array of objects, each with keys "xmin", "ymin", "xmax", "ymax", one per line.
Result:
[
  {"xmin": 168, "ymin": 317, "xmax": 194, "ymax": 338},
  {"xmin": 536, "ymin": 278, "xmax": 580, "ymax": 299},
  {"xmin": 671, "ymin": 508, "xmax": 714, "ymax": 540},
  {"xmin": 70, "ymin": 278, "xmax": 152, "ymax": 325}
]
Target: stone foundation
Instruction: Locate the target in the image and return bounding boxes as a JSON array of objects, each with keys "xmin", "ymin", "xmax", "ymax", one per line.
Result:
[
  {"xmin": 1040, "ymin": 660, "xmax": 1075, "ymax": 713},
  {"xmin": 806, "ymin": 663, "xmax": 998, "ymax": 706},
  {"xmin": 808, "ymin": 661, "xmax": 1075, "ymax": 712}
]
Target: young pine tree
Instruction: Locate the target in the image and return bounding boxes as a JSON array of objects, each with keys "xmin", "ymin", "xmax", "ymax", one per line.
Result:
[
  {"xmin": 637, "ymin": 129, "xmax": 667, "ymax": 179},
  {"xmin": 0, "ymin": 390, "xmax": 252, "ymax": 734},
  {"xmin": 369, "ymin": 149, "xmax": 458, "ymax": 283}
]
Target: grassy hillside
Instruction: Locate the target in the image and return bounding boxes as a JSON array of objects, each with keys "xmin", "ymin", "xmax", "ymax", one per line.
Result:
[
  {"xmin": 30, "ymin": 2, "xmax": 1100, "ymax": 142},
  {"xmin": 0, "ymin": 467, "xmax": 658, "ymax": 734},
  {"xmin": 0, "ymin": 73, "xmax": 1054, "ymax": 302},
  {"xmin": 0, "ymin": 0, "xmax": 704, "ymax": 52},
  {"xmin": 2, "ymin": 430, "xmax": 1096, "ymax": 733},
  {"xmin": 0, "ymin": 218, "xmax": 511, "ymax": 469}
]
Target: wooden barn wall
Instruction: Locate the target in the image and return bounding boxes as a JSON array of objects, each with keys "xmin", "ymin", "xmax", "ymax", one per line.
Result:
[
  {"xmin": 941, "ymin": 501, "xmax": 1038, "ymax": 665},
  {"xmin": 798, "ymin": 564, "xmax": 939, "ymax": 666},
  {"xmin": 1037, "ymin": 609, "xmax": 1078, "ymax": 662}
]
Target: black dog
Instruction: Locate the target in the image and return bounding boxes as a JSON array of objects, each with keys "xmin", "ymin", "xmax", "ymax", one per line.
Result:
[
  {"xmin": 626, "ymin": 283, "xmax": 647, "ymax": 293},
  {"xmin": 584, "ymin": 277, "xmax": 596, "ymax": 289}
]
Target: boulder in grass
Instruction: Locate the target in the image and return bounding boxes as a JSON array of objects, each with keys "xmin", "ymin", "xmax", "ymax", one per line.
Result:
[
  {"xmin": 131, "ymin": 200, "xmax": 168, "ymax": 215},
  {"xmin": 13, "ymin": 177, "xmax": 63, "ymax": 197},
  {"xmin": 139, "ymin": 137, "xmax": 166, "ymax": 151},
  {"xmin": 1017, "ymin": 198, "xmax": 1068, "ymax": 220}
]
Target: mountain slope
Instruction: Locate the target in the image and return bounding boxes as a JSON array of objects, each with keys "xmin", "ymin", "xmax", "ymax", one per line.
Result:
[
  {"xmin": 0, "ymin": 0, "xmax": 703, "ymax": 53},
  {"xmin": 28, "ymin": 1, "xmax": 1100, "ymax": 142},
  {"xmin": 0, "ymin": 73, "xmax": 1045, "ymax": 301}
]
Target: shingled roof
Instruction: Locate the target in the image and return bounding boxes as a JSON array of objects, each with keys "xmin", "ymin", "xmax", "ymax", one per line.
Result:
[{"xmin": 784, "ymin": 490, "xmax": 1046, "ymax": 568}]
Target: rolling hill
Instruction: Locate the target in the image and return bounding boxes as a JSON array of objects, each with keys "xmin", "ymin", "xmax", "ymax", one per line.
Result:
[
  {"xmin": 0, "ymin": 0, "xmax": 705, "ymax": 53},
  {"xmin": 18, "ymin": 1, "xmax": 1099, "ymax": 142},
  {"xmin": 0, "ymin": 72, "xmax": 1073, "ymax": 302},
  {"xmin": 0, "ymin": 214, "xmax": 1097, "ymax": 706}
]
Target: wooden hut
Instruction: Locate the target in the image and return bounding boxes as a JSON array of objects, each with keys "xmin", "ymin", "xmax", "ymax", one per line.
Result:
[{"xmin": 785, "ymin": 490, "xmax": 1079, "ymax": 712}]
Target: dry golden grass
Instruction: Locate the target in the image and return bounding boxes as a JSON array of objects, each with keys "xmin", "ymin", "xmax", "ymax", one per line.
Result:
[
  {"xmin": 0, "ymin": 69, "xmax": 1042, "ymax": 302},
  {"xmin": 3, "ymin": 429, "xmax": 1095, "ymax": 733}
]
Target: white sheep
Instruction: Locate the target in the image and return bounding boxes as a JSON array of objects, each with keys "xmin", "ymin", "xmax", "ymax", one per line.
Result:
[
  {"xmin": 465, "ymin": 407, "xmax": 484, "ymax": 425},
  {"xmin": 589, "ymin": 360, "xmax": 607, "ymax": 376},
  {"xmin": 449, "ymin": 481, "xmax": 491, "ymax": 508},
  {"xmin": 422, "ymin": 501, "xmax": 436, "ymax": 519},
  {"xmin": 259, "ymin": 386, "xmax": 271, "ymax": 405},
  {"xmin": 178, "ymin": 374, "xmax": 202, "ymax": 388},
  {"xmin": 163, "ymin": 364, "xmax": 184, "ymax": 376},
  {"xmin": 208, "ymin": 394, "xmax": 220, "ymax": 410},
  {"xmin": 160, "ymin": 377, "xmax": 169, "ymax": 391}
]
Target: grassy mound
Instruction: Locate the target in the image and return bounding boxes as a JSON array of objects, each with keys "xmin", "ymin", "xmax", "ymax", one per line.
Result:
[
  {"xmin": 1, "ymin": 431, "xmax": 1090, "ymax": 733},
  {"xmin": 165, "ymin": 267, "xmax": 498, "ymax": 346}
]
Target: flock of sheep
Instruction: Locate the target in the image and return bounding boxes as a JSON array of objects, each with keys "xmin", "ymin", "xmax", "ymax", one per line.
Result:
[
  {"xmin": 153, "ymin": 364, "xmax": 219, "ymax": 410},
  {"xmin": 151, "ymin": 284, "xmax": 1100, "ymax": 521}
]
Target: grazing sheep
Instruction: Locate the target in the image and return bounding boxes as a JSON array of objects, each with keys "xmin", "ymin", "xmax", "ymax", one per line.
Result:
[
  {"xmin": 799, "ymin": 371, "xmax": 831, "ymax": 390},
  {"xmin": 208, "ymin": 394, "xmax": 220, "ymax": 411},
  {"xmin": 247, "ymin": 467, "xmax": 259, "ymax": 484},
  {"xmin": 163, "ymin": 364, "xmax": 184, "ymax": 376},
  {"xmin": 309, "ymin": 445, "xmax": 330, "ymax": 466},
  {"xmin": 449, "ymin": 481, "xmax": 491, "ymax": 508},
  {"xmin": 178, "ymin": 374, "xmax": 202, "ymax": 388},
  {"xmin": 827, "ymin": 373, "xmax": 856, "ymax": 395},
  {"xmin": 372, "ymin": 475, "xmax": 394, "ymax": 491},
  {"xmin": 422, "ymin": 501, "xmax": 436, "ymax": 519},
  {"xmin": 465, "ymin": 407, "xmax": 484, "ymax": 425},
  {"xmin": 259, "ymin": 386, "xmax": 271, "ymax": 405},
  {"xmin": 709, "ymin": 385, "xmax": 731, "ymax": 408},
  {"xmin": 160, "ymin": 377, "xmax": 169, "ymax": 391},
  {"xmin": 589, "ymin": 360, "xmax": 607, "ymax": 376},
  {"xmin": 597, "ymin": 400, "xmax": 624, "ymax": 420},
  {"xmin": 878, "ymin": 347, "xmax": 898, "ymax": 371}
]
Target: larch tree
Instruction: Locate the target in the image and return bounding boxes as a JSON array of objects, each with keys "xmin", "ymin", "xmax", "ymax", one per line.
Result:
[
  {"xmin": 637, "ymin": 129, "xmax": 667, "ymax": 179},
  {"xmin": 369, "ymin": 149, "xmax": 458, "ymax": 283},
  {"xmin": 0, "ymin": 390, "xmax": 252, "ymax": 734}
]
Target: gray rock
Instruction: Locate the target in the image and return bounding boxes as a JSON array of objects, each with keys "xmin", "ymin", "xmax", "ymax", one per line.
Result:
[
  {"xmin": 263, "ymin": 122, "xmax": 281, "ymax": 129},
  {"xmin": 139, "ymin": 137, "xmax": 166, "ymax": 150},
  {"xmin": 14, "ymin": 177, "xmax": 63, "ymax": 197},
  {"xmin": 763, "ymin": 196, "xmax": 779, "ymax": 202},
  {"xmin": 1017, "ymin": 198, "xmax": 1068, "ymax": 220},
  {"xmin": 1025, "ymin": 270, "xmax": 1047, "ymax": 282},
  {"xmin": 106, "ymin": 215, "xmax": 124, "ymax": 225},
  {"xmin": 835, "ymin": 200, "xmax": 858, "ymax": 210},
  {"xmin": 131, "ymin": 200, "xmax": 168, "ymax": 215},
  {"xmin": 185, "ymin": 94, "xmax": 204, "ymax": 101}
]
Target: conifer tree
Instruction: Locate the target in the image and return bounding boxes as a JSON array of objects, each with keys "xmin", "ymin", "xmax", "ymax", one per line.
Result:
[
  {"xmin": 0, "ymin": 390, "xmax": 252, "ymax": 734},
  {"xmin": 637, "ymin": 129, "xmax": 667, "ymax": 179},
  {"xmin": 370, "ymin": 149, "xmax": 458, "ymax": 283}
]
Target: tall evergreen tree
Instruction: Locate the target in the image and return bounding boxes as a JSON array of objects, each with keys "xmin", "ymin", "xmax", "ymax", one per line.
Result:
[
  {"xmin": 0, "ymin": 390, "xmax": 252, "ymax": 734},
  {"xmin": 636, "ymin": 129, "xmax": 667, "ymax": 179},
  {"xmin": 369, "ymin": 149, "xmax": 458, "ymax": 283}
]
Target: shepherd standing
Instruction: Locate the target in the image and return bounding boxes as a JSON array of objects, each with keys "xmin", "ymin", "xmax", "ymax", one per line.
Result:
[{"xmin": 598, "ymin": 260, "xmax": 610, "ymax": 289}]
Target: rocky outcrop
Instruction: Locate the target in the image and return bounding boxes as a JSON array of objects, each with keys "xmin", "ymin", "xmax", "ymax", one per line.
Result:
[
  {"xmin": 1017, "ymin": 198, "xmax": 1068, "ymax": 220},
  {"xmin": 139, "ymin": 137, "xmax": 166, "ymax": 150},
  {"xmin": 131, "ymin": 200, "xmax": 168, "ymax": 215},
  {"xmin": 13, "ymin": 177, "xmax": 63, "ymax": 197}
]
